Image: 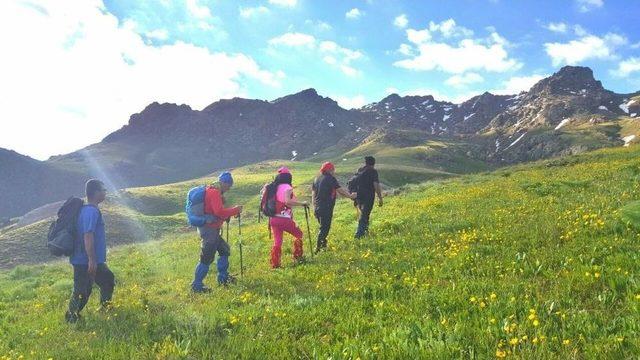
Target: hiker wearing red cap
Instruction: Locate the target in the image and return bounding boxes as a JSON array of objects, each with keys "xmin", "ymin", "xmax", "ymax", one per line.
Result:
[
  {"xmin": 311, "ymin": 162, "xmax": 356, "ymax": 253},
  {"xmin": 266, "ymin": 168, "xmax": 307, "ymax": 268}
]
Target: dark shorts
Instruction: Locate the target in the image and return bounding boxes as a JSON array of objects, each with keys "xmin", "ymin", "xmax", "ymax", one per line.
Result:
[{"xmin": 197, "ymin": 227, "xmax": 230, "ymax": 264}]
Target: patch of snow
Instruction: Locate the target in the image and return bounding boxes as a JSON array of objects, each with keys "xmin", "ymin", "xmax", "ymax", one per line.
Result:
[
  {"xmin": 313, "ymin": 152, "xmax": 318, "ymax": 155},
  {"xmin": 622, "ymin": 135, "xmax": 636, "ymax": 147},
  {"xmin": 291, "ymin": 150, "xmax": 298, "ymax": 157},
  {"xmin": 506, "ymin": 132, "xmax": 527, "ymax": 149},
  {"xmin": 328, "ymin": 122, "xmax": 334, "ymax": 127},
  {"xmin": 443, "ymin": 114, "xmax": 451, "ymax": 121},
  {"xmin": 555, "ymin": 118, "xmax": 570, "ymax": 130},
  {"xmin": 495, "ymin": 139, "xmax": 500, "ymax": 151},
  {"xmin": 631, "ymin": 113, "xmax": 637, "ymax": 117},
  {"xmin": 342, "ymin": 158, "xmax": 347, "ymax": 161},
  {"xmin": 629, "ymin": 100, "xmax": 636, "ymax": 105},
  {"xmin": 464, "ymin": 113, "xmax": 476, "ymax": 121},
  {"xmin": 356, "ymin": 127, "xmax": 362, "ymax": 132},
  {"xmin": 620, "ymin": 99, "xmax": 630, "ymax": 114},
  {"xmin": 239, "ymin": 113, "xmax": 243, "ymax": 117},
  {"xmin": 598, "ymin": 105, "xmax": 609, "ymax": 111}
]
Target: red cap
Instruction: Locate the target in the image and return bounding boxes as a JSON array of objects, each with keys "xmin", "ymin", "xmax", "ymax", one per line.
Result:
[
  {"xmin": 320, "ymin": 162, "xmax": 335, "ymax": 173},
  {"xmin": 277, "ymin": 166, "xmax": 290, "ymax": 174}
]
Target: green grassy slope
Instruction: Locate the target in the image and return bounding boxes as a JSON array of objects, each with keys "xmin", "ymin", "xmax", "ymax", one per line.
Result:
[
  {"xmin": 1, "ymin": 144, "xmax": 640, "ymax": 359},
  {"xmin": 1, "ymin": 139, "xmax": 469, "ymax": 269}
]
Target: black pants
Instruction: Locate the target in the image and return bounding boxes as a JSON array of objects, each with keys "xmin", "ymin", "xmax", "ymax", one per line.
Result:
[
  {"xmin": 355, "ymin": 199, "xmax": 374, "ymax": 237},
  {"xmin": 198, "ymin": 227, "xmax": 230, "ymax": 265},
  {"xmin": 67, "ymin": 263, "xmax": 115, "ymax": 315},
  {"xmin": 315, "ymin": 208, "xmax": 333, "ymax": 249}
]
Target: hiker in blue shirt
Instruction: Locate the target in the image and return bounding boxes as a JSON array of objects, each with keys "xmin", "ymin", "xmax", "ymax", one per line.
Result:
[{"xmin": 65, "ymin": 179, "xmax": 115, "ymax": 323}]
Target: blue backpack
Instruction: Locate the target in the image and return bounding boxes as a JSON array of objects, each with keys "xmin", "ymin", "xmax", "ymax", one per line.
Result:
[{"xmin": 185, "ymin": 185, "xmax": 217, "ymax": 227}]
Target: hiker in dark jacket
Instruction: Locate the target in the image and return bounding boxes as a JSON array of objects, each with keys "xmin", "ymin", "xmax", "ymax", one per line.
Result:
[
  {"xmin": 354, "ymin": 156, "xmax": 383, "ymax": 238},
  {"xmin": 311, "ymin": 162, "xmax": 355, "ymax": 252},
  {"xmin": 191, "ymin": 172, "xmax": 243, "ymax": 293},
  {"xmin": 66, "ymin": 179, "xmax": 114, "ymax": 323}
]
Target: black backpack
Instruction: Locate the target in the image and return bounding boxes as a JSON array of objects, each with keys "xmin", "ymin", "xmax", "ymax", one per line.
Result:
[
  {"xmin": 260, "ymin": 183, "xmax": 279, "ymax": 217},
  {"xmin": 47, "ymin": 197, "xmax": 84, "ymax": 256},
  {"xmin": 347, "ymin": 169, "xmax": 365, "ymax": 194}
]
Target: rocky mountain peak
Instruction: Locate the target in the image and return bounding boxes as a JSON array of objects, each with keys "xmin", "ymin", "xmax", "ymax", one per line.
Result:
[{"xmin": 529, "ymin": 66, "xmax": 604, "ymax": 96}]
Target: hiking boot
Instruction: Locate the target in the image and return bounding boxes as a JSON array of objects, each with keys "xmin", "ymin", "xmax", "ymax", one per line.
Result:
[
  {"xmin": 219, "ymin": 274, "xmax": 237, "ymax": 286},
  {"xmin": 65, "ymin": 311, "xmax": 82, "ymax": 324},
  {"xmin": 192, "ymin": 286, "xmax": 213, "ymax": 294}
]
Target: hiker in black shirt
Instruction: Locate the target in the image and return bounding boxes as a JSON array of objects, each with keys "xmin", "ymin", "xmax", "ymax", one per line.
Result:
[
  {"xmin": 354, "ymin": 156, "xmax": 383, "ymax": 238},
  {"xmin": 311, "ymin": 162, "xmax": 356, "ymax": 253}
]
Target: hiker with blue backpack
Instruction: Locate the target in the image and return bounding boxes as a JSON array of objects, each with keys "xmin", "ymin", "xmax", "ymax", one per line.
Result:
[
  {"xmin": 65, "ymin": 179, "xmax": 115, "ymax": 323},
  {"xmin": 187, "ymin": 172, "xmax": 243, "ymax": 293}
]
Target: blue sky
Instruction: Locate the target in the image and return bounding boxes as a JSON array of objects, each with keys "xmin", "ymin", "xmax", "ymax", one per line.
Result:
[{"xmin": 1, "ymin": 0, "xmax": 639, "ymax": 159}]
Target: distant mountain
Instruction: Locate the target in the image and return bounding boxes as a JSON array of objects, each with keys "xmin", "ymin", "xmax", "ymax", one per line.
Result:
[
  {"xmin": 0, "ymin": 148, "xmax": 85, "ymax": 219},
  {"xmin": 1, "ymin": 66, "xmax": 638, "ymax": 220}
]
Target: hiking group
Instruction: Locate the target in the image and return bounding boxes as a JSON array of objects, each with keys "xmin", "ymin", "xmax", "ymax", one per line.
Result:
[{"xmin": 47, "ymin": 156, "xmax": 382, "ymax": 322}]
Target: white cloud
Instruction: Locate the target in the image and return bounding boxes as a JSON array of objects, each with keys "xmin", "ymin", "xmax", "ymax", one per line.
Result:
[
  {"xmin": 269, "ymin": 32, "xmax": 316, "ymax": 47},
  {"xmin": 269, "ymin": 33, "xmax": 364, "ymax": 77},
  {"xmin": 395, "ymin": 20, "xmax": 521, "ymax": 74},
  {"xmin": 397, "ymin": 43, "xmax": 413, "ymax": 56},
  {"xmin": 345, "ymin": 8, "xmax": 362, "ymax": 19},
  {"xmin": 239, "ymin": 6, "xmax": 269, "ymax": 19},
  {"xmin": 334, "ymin": 95, "xmax": 367, "ymax": 109},
  {"xmin": 545, "ymin": 22, "xmax": 568, "ymax": 33},
  {"xmin": 393, "ymin": 14, "xmax": 408, "ymax": 28},
  {"xmin": 492, "ymin": 74, "xmax": 548, "ymax": 95},
  {"xmin": 406, "ymin": 28, "xmax": 431, "ymax": 44},
  {"xmin": 576, "ymin": 0, "xmax": 603, "ymax": 12},
  {"xmin": 268, "ymin": 0, "xmax": 297, "ymax": 7},
  {"xmin": 305, "ymin": 19, "xmax": 332, "ymax": 31},
  {"xmin": 445, "ymin": 72, "xmax": 484, "ymax": 87},
  {"xmin": 186, "ymin": 0, "xmax": 211, "ymax": 19},
  {"xmin": 428, "ymin": 19, "xmax": 473, "ymax": 38},
  {"xmin": 611, "ymin": 58, "xmax": 640, "ymax": 77},
  {"xmin": 0, "ymin": 0, "xmax": 281, "ymax": 160},
  {"xmin": 544, "ymin": 32, "xmax": 627, "ymax": 66},
  {"xmin": 145, "ymin": 29, "xmax": 169, "ymax": 40}
]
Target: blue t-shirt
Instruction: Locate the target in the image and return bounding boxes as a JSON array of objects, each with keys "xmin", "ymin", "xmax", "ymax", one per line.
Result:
[{"xmin": 70, "ymin": 205, "xmax": 107, "ymax": 265}]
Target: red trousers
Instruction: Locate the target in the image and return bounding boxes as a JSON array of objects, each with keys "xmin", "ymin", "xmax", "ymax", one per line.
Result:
[{"xmin": 269, "ymin": 216, "xmax": 303, "ymax": 268}]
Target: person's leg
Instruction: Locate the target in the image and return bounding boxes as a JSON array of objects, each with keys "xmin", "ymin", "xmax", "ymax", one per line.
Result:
[
  {"xmin": 215, "ymin": 231, "xmax": 232, "ymax": 285},
  {"xmin": 316, "ymin": 209, "xmax": 332, "ymax": 250},
  {"xmin": 355, "ymin": 200, "xmax": 373, "ymax": 238},
  {"xmin": 281, "ymin": 218, "xmax": 304, "ymax": 260},
  {"xmin": 270, "ymin": 217, "xmax": 284, "ymax": 268},
  {"xmin": 192, "ymin": 228, "xmax": 216, "ymax": 292},
  {"xmin": 66, "ymin": 264, "xmax": 93, "ymax": 322},
  {"xmin": 94, "ymin": 264, "xmax": 115, "ymax": 307}
]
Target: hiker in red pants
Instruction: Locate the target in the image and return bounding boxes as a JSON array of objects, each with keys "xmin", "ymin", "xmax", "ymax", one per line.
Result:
[{"xmin": 268, "ymin": 167, "xmax": 308, "ymax": 268}]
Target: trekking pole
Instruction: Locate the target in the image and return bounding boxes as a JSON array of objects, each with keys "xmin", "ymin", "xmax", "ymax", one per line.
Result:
[
  {"xmin": 226, "ymin": 218, "xmax": 230, "ymax": 242},
  {"xmin": 304, "ymin": 205, "xmax": 313, "ymax": 258},
  {"xmin": 238, "ymin": 213, "xmax": 244, "ymax": 278}
]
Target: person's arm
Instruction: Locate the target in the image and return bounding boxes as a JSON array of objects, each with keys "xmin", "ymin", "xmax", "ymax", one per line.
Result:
[
  {"xmin": 374, "ymin": 182, "xmax": 383, "ymax": 206},
  {"xmin": 337, "ymin": 187, "xmax": 356, "ymax": 199},
  {"xmin": 285, "ymin": 188, "xmax": 307, "ymax": 207},
  {"xmin": 84, "ymin": 232, "xmax": 97, "ymax": 278},
  {"xmin": 81, "ymin": 208, "xmax": 99, "ymax": 278},
  {"xmin": 208, "ymin": 190, "xmax": 242, "ymax": 219}
]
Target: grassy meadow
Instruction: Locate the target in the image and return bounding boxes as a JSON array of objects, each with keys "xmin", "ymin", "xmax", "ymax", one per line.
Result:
[{"xmin": 1, "ymin": 144, "xmax": 640, "ymax": 358}]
